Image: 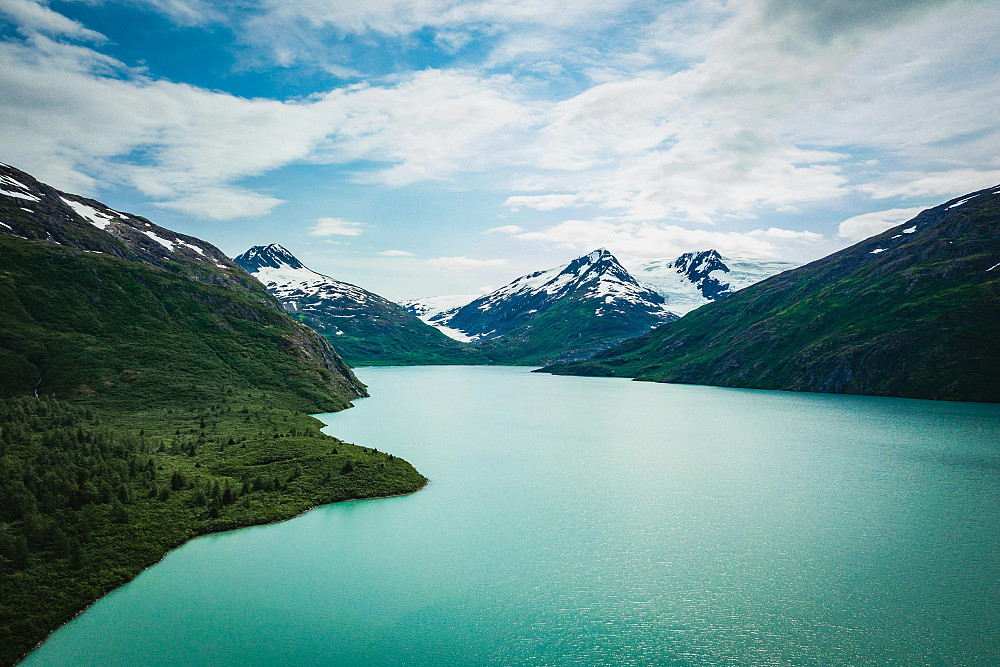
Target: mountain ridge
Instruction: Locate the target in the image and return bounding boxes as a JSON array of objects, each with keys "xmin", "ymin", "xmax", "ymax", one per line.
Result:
[
  {"xmin": 544, "ymin": 185, "xmax": 1000, "ymax": 402},
  {"xmin": 408, "ymin": 248, "xmax": 678, "ymax": 364},
  {"xmin": 233, "ymin": 244, "xmax": 488, "ymax": 366}
]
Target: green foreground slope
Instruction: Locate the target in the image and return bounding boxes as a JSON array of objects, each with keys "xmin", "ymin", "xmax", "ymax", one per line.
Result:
[
  {"xmin": 0, "ymin": 236, "xmax": 425, "ymax": 665},
  {"xmin": 546, "ymin": 186, "xmax": 1000, "ymax": 402}
]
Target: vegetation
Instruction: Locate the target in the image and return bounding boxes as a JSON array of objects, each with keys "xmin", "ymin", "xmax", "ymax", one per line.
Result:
[
  {"xmin": 0, "ymin": 395, "xmax": 423, "ymax": 666},
  {"xmin": 291, "ymin": 303, "xmax": 490, "ymax": 367},
  {"xmin": 547, "ymin": 187, "xmax": 1000, "ymax": 402},
  {"xmin": 0, "ymin": 236, "xmax": 425, "ymax": 665},
  {"xmin": 473, "ymin": 297, "xmax": 664, "ymax": 366}
]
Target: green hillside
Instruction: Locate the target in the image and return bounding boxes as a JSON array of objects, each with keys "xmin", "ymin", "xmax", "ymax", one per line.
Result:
[
  {"xmin": 546, "ymin": 186, "xmax": 1000, "ymax": 402},
  {"xmin": 0, "ymin": 168, "xmax": 426, "ymax": 665}
]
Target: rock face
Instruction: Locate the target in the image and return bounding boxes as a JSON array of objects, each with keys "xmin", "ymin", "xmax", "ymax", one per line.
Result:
[
  {"xmin": 633, "ymin": 250, "xmax": 798, "ymax": 315},
  {"xmin": 407, "ymin": 248, "xmax": 678, "ymax": 365},
  {"xmin": 545, "ymin": 185, "xmax": 1000, "ymax": 403},
  {"xmin": 233, "ymin": 244, "xmax": 486, "ymax": 366},
  {"xmin": 0, "ymin": 163, "xmax": 366, "ymax": 407}
]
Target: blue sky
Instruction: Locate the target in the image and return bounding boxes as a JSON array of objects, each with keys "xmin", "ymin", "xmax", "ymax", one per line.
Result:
[{"xmin": 1, "ymin": 0, "xmax": 998, "ymax": 299}]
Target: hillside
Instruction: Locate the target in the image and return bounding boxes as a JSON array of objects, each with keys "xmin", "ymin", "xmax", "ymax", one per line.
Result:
[
  {"xmin": 410, "ymin": 249, "xmax": 677, "ymax": 365},
  {"xmin": 233, "ymin": 244, "xmax": 487, "ymax": 366},
  {"xmin": 0, "ymin": 164, "xmax": 426, "ymax": 665},
  {"xmin": 546, "ymin": 186, "xmax": 1000, "ymax": 403}
]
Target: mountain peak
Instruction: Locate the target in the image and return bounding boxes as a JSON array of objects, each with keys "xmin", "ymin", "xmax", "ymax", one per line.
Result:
[{"xmin": 234, "ymin": 244, "xmax": 305, "ymax": 273}]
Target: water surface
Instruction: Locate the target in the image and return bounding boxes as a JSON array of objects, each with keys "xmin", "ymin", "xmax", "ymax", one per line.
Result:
[{"xmin": 23, "ymin": 367, "xmax": 1000, "ymax": 666}]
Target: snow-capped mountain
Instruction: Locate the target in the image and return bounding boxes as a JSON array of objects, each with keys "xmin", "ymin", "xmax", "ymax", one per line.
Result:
[
  {"xmin": 0, "ymin": 162, "xmax": 241, "ymax": 279},
  {"xmin": 411, "ymin": 248, "xmax": 677, "ymax": 364},
  {"xmin": 632, "ymin": 250, "xmax": 798, "ymax": 315},
  {"xmin": 234, "ymin": 244, "xmax": 375, "ymax": 317},
  {"xmin": 233, "ymin": 244, "xmax": 485, "ymax": 365},
  {"xmin": 401, "ymin": 294, "xmax": 482, "ymax": 342},
  {"xmin": 0, "ymin": 162, "xmax": 367, "ymax": 402},
  {"xmin": 547, "ymin": 184, "xmax": 1000, "ymax": 403}
]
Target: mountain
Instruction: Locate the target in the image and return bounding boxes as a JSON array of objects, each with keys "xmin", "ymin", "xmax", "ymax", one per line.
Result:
[
  {"xmin": 545, "ymin": 186, "xmax": 1000, "ymax": 403},
  {"xmin": 0, "ymin": 165, "xmax": 368, "ymax": 406},
  {"xmin": 233, "ymin": 244, "xmax": 487, "ymax": 366},
  {"xmin": 633, "ymin": 251, "xmax": 799, "ymax": 315},
  {"xmin": 401, "ymin": 294, "xmax": 481, "ymax": 342},
  {"xmin": 414, "ymin": 249, "xmax": 678, "ymax": 365},
  {"xmin": 0, "ymin": 163, "xmax": 425, "ymax": 665}
]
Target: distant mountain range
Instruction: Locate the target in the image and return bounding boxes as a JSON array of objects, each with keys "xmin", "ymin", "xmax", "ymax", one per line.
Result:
[
  {"xmin": 406, "ymin": 248, "xmax": 678, "ymax": 364},
  {"xmin": 546, "ymin": 185, "xmax": 1000, "ymax": 403},
  {"xmin": 233, "ymin": 244, "xmax": 486, "ymax": 366}
]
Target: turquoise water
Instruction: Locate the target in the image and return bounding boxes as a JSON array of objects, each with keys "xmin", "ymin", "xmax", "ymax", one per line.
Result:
[{"xmin": 22, "ymin": 366, "xmax": 1000, "ymax": 666}]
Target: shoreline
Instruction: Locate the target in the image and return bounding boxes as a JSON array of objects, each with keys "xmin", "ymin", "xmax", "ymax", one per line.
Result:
[{"xmin": 17, "ymin": 478, "xmax": 429, "ymax": 665}]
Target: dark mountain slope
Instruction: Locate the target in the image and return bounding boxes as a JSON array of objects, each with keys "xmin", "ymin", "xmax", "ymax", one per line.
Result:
[
  {"xmin": 234, "ymin": 244, "xmax": 487, "ymax": 366},
  {"xmin": 0, "ymin": 165, "xmax": 365, "ymax": 409},
  {"xmin": 546, "ymin": 186, "xmax": 1000, "ymax": 402}
]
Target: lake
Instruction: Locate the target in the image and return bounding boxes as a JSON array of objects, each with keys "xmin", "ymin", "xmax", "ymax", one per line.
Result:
[{"xmin": 22, "ymin": 366, "xmax": 1000, "ymax": 666}]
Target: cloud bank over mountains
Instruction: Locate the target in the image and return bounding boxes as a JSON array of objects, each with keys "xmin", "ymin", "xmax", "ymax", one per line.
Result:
[{"xmin": 0, "ymin": 0, "xmax": 997, "ymax": 286}]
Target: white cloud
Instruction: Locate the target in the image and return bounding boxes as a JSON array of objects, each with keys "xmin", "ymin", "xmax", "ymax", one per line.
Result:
[
  {"xmin": 748, "ymin": 227, "xmax": 824, "ymax": 242},
  {"xmin": 428, "ymin": 256, "xmax": 508, "ymax": 271},
  {"xmin": 510, "ymin": 217, "xmax": 837, "ymax": 264},
  {"xmin": 0, "ymin": 32, "xmax": 536, "ymax": 218},
  {"xmin": 256, "ymin": 0, "xmax": 636, "ymax": 37},
  {"xmin": 154, "ymin": 187, "xmax": 285, "ymax": 220},
  {"xmin": 483, "ymin": 224, "xmax": 524, "ymax": 234},
  {"xmin": 309, "ymin": 217, "xmax": 367, "ymax": 236},
  {"xmin": 858, "ymin": 170, "xmax": 1000, "ymax": 200},
  {"xmin": 837, "ymin": 207, "xmax": 925, "ymax": 241},
  {"xmin": 503, "ymin": 194, "xmax": 582, "ymax": 211},
  {"xmin": 0, "ymin": 0, "xmax": 106, "ymax": 41},
  {"xmin": 1, "ymin": 0, "xmax": 997, "ymax": 233},
  {"xmin": 378, "ymin": 249, "xmax": 415, "ymax": 256}
]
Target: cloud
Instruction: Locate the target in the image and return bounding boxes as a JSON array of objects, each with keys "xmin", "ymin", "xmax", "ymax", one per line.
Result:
[
  {"xmin": 0, "ymin": 0, "xmax": 997, "ymax": 232},
  {"xmin": 483, "ymin": 224, "xmax": 524, "ymax": 234},
  {"xmin": 0, "ymin": 0, "xmax": 106, "ymax": 41},
  {"xmin": 153, "ymin": 187, "xmax": 285, "ymax": 220},
  {"xmin": 837, "ymin": 207, "xmax": 925, "ymax": 241},
  {"xmin": 510, "ymin": 217, "xmax": 838, "ymax": 264},
  {"xmin": 0, "ymin": 29, "xmax": 535, "ymax": 218},
  {"xmin": 378, "ymin": 249, "xmax": 415, "ymax": 256},
  {"xmin": 503, "ymin": 194, "xmax": 582, "ymax": 211},
  {"xmin": 428, "ymin": 256, "xmax": 508, "ymax": 271},
  {"xmin": 748, "ymin": 227, "xmax": 824, "ymax": 241},
  {"xmin": 858, "ymin": 170, "xmax": 1000, "ymax": 200},
  {"xmin": 125, "ymin": 0, "xmax": 221, "ymax": 26},
  {"xmin": 309, "ymin": 217, "xmax": 367, "ymax": 236}
]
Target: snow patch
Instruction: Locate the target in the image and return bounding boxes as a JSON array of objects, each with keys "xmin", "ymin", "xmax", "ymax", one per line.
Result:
[
  {"xmin": 0, "ymin": 221, "xmax": 12, "ymax": 230},
  {"xmin": 902, "ymin": 226, "xmax": 917, "ymax": 234},
  {"xmin": 61, "ymin": 197, "xmax": 116, "ymax": 230},
  {"xmin": 870, "ymin": 248, "xmax": 887, "ymax": 254},
  {"xmin": 143, "ymin": 230, "xmax": 176, "ymax": 251},
  {"xmin": 176, "ymin": 240, "xmax": 207, "ymax": 256},
  {"xmin": 948, "ymin": 194, "xmax": 979, "ymax": 209},
  {"xmin": 0, "ymin": 187, "xmax": 40, "ymax": 202},
  {"xmin": 988, "ymin": 263, "xmax": 1000, "ymax": 272}
]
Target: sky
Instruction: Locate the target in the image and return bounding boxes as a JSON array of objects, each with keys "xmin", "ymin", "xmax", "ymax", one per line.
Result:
[{"xmin": 1, "ymin": 0, "xmax": 998, "ymax": 300}]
